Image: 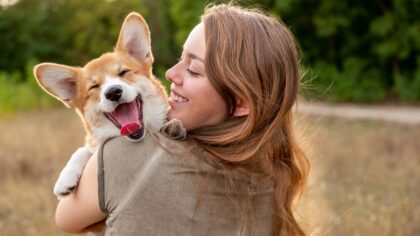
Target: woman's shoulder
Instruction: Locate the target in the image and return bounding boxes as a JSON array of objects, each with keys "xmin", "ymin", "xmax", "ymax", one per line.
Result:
[
  {"xmin": 99, "ymin": 130, "xmax": 221, "ymax": 171},
  {"xmin": 99, "ymin": 132, "xmax": 179, "ymax": 164},
  {"xmin": 153, "ymin": 131, "xmax": 225, "ymax": 170},
  {"xmin": 100, "ymin": 130, "xmax": 186, "ymax": 152}
]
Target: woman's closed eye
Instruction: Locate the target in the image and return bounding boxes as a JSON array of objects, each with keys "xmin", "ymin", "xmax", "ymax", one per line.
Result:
[{"xmin": 186, "ymin": 68, "xmax": 200, "ymax": 77}]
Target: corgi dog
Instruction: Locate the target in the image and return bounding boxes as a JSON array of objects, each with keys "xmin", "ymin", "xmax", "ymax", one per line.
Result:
[{"xmin": 33, "ymin": 12, "xmax": 172, "ymax": 199}]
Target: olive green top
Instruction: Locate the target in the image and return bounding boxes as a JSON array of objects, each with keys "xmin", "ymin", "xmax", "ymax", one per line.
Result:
[{"xmin": 98, "ymin": 131, "xmax": 274, "ymax": 235}]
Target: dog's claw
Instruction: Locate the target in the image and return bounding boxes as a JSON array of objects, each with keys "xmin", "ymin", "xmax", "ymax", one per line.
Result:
[
  {"xmin": 54, "ymin": 178, "xmax": 79, "ymax": 200},
  {"xmin": 56, "ymin": 190, "xmax": 71, "ymax": 199},
  {"xmin": 67, "ymin": 186, "xmax": 76, "ymax": 192}
]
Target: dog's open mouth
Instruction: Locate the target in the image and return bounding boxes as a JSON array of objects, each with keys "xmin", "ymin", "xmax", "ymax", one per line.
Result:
[{"xmin": 104, "ymin": 95, "xmax": 144, "ymax": 140}]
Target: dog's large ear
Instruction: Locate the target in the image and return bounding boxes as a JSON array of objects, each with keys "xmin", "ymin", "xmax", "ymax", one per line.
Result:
[
  {"xmin": 115, "ymin": 12, "xmax": 153, "ymax": 64},
  {"xmin": 33, "ymin": 63, "xmax": 79, "ymax": 107}
]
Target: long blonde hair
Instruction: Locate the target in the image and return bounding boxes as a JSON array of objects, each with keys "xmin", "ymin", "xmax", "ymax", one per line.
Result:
[{"xmin": 187, "ymin": 4, "xmax": 309, "ymax": 236}]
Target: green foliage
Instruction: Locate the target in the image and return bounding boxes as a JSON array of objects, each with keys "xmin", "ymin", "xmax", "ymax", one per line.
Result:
[
  {"xmin": 394, "ymin": 59, "xmax": 420, "ymax": 101},
  {"xmin": 0, "ymin": 59, "xmax": 58, "ymax": 115},
  {"xmin": 310, "ymin": 58, "xmax": 387, "ymax": 103},
  {"xmin": 169, "ymin": 0, "xmax": 204, "ymax": 49},
  {"xmin": 0, "ymin": 0, "xmax": 419, "ymax": 112},
  {"xmin": 275, "ymin": 0, "xmax": 420, "ymax": 103}
]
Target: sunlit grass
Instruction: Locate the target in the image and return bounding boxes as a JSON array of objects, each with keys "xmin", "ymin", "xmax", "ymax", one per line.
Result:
[{"xmin": 296, "ymin": 116, "xmax": 420, "ymax": 235}]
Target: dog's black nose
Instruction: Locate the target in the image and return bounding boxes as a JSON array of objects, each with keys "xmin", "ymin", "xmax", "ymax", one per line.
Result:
[{"xmin": 105, "ymin": 85, "xmax": 123, "ymax": 102}]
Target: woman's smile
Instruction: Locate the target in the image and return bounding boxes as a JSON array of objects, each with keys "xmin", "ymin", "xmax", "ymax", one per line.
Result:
[{"xmin": 169, "ymin": 90, "xmax": 189, "ymax": 103}]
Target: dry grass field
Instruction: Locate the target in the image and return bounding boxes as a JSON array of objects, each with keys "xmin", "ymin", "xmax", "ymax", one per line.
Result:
[{"xmin": 0, "ymin": 108, "xmax": 419, "ymax": 235}]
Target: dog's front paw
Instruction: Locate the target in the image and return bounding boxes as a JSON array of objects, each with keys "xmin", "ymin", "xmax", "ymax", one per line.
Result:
[
  {"xmin": 54, "ymin": 168, "xmax": 81, "ymax": 199},
  {"xmin": 53, "ymin": 147, "xmax": 94, "ymax": 200},
  {"xmin": 161, "ymin": 119, "xmax": 186, "ymax": 140}
]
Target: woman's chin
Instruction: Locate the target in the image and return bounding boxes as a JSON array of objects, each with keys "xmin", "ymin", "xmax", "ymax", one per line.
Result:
[{"xmin": 167, "ymin": 108, "xmax": 181, "ymax": 121}]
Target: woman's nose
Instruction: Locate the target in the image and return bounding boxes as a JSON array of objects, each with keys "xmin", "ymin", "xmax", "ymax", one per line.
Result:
[{"xmin": 165, "ymin": 64, "xmax": 182, "ymax": 85}]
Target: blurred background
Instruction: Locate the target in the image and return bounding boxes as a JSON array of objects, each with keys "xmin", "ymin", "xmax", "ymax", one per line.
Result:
[{"xmin": 0, "ymin": 0, "xmax": 419, "ymax": 235}]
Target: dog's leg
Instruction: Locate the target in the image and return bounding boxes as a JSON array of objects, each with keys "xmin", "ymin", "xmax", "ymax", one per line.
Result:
[{"xmin": 54, "ymin": 146, "xmax": 96, "ymax": 199}]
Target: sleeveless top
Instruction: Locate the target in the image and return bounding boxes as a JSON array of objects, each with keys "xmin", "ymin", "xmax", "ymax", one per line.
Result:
[{"xmin": 98, "ymin": 131, "xmax": 274, "ymax": 235}]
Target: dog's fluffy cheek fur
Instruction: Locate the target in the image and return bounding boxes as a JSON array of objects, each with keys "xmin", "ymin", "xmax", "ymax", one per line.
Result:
[
  {"xmin": 135, "ymin": 78, "xmax": 168, "ymax": 131},
  {"xmin": 84, "ymin": 101, "xmax": 120, "ymax": 142}
]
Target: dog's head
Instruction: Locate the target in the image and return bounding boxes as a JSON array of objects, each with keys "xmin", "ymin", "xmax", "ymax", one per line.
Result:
[{"xmin": 33, "ymin": 13, "xmax": 168, "ymax": 144}]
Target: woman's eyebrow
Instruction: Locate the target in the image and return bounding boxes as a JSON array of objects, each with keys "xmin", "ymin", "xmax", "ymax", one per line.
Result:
[
  {"xmin": 183, "ymin": 49, "xmax": 205, "ymax": 63},
  {"xmin": 188, "ymin": 53, "xmax": 205, "ymax": 63}
]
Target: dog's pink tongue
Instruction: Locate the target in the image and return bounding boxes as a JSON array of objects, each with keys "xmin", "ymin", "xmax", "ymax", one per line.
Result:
[
  {"xmin": 121, "ymin": 123, "xmax": 142, "ymax": 136},
  {"xmin": 113, "ymin": 102, "xmax": 141, "ymax": 136}
]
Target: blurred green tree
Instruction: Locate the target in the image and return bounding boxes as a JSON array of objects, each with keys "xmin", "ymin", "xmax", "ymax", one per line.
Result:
[{"xmin": 0, "ymin": 0, "xmax": 419, "ymax": 103}]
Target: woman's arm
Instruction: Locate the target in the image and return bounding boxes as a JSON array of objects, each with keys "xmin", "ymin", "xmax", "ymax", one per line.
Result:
[{"xmin": 55, "ymin": 151, "xmax": 106, "ymax": 233}]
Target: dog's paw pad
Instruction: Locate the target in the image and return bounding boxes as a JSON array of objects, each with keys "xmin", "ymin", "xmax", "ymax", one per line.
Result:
[{"xmin": 161, "ymin": 119, "xmax": 186, "ymax": 140}]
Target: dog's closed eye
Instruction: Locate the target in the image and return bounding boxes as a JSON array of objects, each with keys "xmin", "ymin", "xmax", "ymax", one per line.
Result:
[
  {"xmin": 118, "ymin": 69, "xmax": 130, "ymax": 77},
  {"xmin": 89, "ymin": 83, "xmax": 100, "ymax": 91}
]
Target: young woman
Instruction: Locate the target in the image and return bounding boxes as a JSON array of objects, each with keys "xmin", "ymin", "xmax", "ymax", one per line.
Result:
[{"xmin": 55, "ymin": 4, "xmax": 309, "ymax": 236}]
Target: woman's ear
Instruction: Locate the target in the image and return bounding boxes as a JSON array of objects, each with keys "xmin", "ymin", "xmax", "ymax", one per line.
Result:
[{"xmin": 233, "ymin": 99, "xmax": 250, "ymax": 117}]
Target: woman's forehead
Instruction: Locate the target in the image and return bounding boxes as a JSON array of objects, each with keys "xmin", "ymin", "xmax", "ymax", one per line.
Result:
[{"xmin": 183, "ymin": 23, "xmax": 206, "ymax": 59}]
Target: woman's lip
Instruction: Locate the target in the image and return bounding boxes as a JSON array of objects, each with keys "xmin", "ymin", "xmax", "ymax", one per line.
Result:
[
  {"xmin": 170, "ymin": 90, "xmax": 189, "ymax": 102},
  {"xmin": 168, "ymin": 97, "xmax": 183, "ymax": 108}
]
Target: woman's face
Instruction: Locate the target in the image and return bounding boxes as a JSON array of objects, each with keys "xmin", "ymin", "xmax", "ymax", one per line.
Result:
[{"xmin": 166, "ymin": 23, "xmax": 227, "ymax": 131}]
